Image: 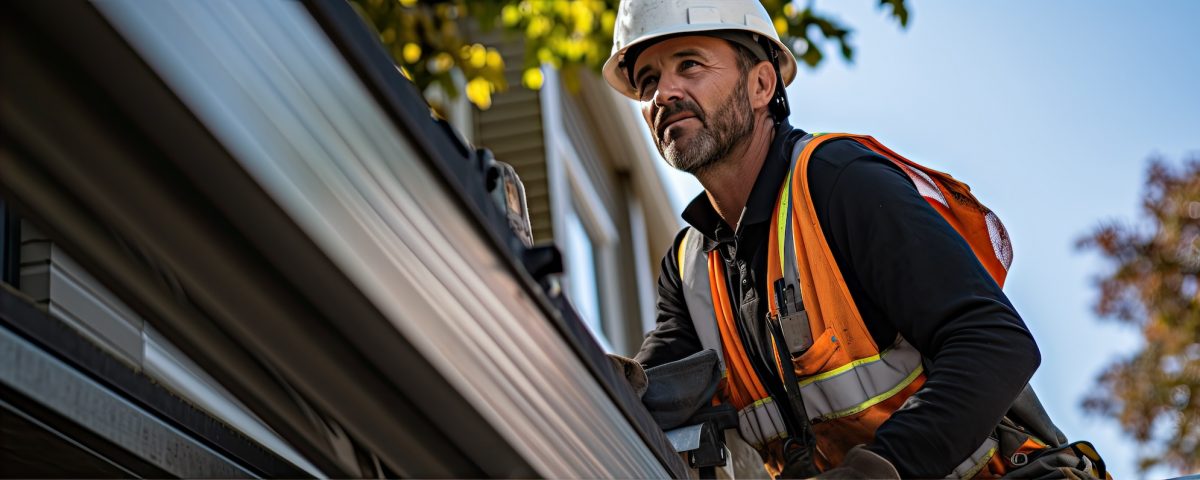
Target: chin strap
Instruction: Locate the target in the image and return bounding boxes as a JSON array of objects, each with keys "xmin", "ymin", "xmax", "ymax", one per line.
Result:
[{"xmin": 758, "ymin": 36, "xmax": 791, "ymax": 125}]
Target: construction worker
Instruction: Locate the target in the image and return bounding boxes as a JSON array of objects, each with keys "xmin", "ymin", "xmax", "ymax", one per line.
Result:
[{"xmin": 602, "ymin": 1, "xmax": 1107, "ymax": 478}]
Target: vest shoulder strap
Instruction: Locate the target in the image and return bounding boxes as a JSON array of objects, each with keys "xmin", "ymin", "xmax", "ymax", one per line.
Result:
[
  {"xmin": 771, "ymin": 133, "xmax": 815, "ymax": 317},
  {"xmin": 676, "ymin": 228, "xmax": 725, "ymax": 371}
]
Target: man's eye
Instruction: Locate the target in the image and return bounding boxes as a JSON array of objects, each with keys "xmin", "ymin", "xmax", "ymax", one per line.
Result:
[
  {"xmin": 638, "ymin": 77, "xmax": 657, "ymax": 98},
  {"xmin": 680, "ymin": 59, "xmax": 700, "ymax": 70}
]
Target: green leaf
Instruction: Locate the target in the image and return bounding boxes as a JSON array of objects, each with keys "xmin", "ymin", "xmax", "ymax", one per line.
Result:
[
  {"xmin": 350, "ymin": 0, "xmax": 911, "ymax": 103},
  {"xmin": 878, "ymin": 0, "xmax": 910, "ymax": 28}
]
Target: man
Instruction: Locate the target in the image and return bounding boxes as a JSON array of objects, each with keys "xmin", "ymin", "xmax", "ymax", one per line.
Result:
[{"xmin": 601, "ymin": 0, "xmax": 1050, "ymax": 478}]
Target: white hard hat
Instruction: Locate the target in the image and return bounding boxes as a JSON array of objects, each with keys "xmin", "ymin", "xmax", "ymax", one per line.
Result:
[{"xmin": 602, "ymin": 0, "xmax": 798, "ymax": 99}]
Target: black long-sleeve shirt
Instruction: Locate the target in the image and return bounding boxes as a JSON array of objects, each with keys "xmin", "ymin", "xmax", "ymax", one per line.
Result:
[{"xmin": 635, "ymin": 123, "xmax": 1041, "ymax": 477}]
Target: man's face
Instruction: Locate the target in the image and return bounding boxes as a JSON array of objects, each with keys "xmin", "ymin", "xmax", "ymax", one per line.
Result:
[{"xmin": 632, "ymin": 36, "xmax": 754, "ymax": 174}]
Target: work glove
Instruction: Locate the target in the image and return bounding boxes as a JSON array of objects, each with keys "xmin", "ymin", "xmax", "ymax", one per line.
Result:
[
  {"xmin": 806, "ymin": 445, "xmax": 899, "ymax": 479},
  {"xmin": 641, "ymin": 349, "xmax": 722, "ymax": 430},
  {"xmin": 606, "ymin": 353, "xmax": 648, "ymax": 398}
]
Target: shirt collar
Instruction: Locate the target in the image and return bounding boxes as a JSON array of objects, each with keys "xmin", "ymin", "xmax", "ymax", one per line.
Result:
[{"xmin": 681, "ymin": 122, "xmax": 805, "ymax": 248}]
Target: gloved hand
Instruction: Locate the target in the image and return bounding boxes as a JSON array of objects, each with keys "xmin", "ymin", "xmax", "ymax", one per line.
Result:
[
  {"xmin": 606, "ymin": 353, "xmax": 648, "ymax": 398},
  {"xmin": 809, "ymin": 445, "xmax": 899, "ymax": 479},
  {"xmin": 641, "ymin": 349, "xmax": 722, "ymax": 429}
]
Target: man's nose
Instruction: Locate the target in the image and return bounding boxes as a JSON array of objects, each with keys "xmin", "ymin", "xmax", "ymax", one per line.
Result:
[{"xmin": 652, "ymin": 73, "xmax": 685, "ymax": 108}]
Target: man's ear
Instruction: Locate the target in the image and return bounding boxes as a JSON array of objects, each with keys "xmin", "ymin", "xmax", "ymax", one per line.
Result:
[{"xmin": 748, "ymin": 60, "xmax": 777, "ymax": 110}]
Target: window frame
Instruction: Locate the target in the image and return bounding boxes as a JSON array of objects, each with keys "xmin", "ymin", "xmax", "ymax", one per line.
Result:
[{"xmin": 540, "ymin": 69, "xmax": 622, "ymax": 351}]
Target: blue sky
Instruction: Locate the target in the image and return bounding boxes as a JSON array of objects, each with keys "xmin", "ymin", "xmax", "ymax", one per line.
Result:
[{"xmin": 658, "ymin": 1, "xmax": 1200, "ymax": 477}]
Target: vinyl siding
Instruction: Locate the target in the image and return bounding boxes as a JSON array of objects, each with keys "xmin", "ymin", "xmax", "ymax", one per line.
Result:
[{"xmin": 470, "ymin": 31, "xmax": 554, "ymax": 245}]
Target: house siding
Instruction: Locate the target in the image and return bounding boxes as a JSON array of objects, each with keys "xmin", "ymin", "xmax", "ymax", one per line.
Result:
[{"xmin": 471, "ymin": 32, "xmax": 554, "ymax": 245}]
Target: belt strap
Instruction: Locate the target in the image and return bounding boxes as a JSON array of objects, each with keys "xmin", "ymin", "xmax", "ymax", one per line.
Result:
[{"xmin": 767, "ymin": 299, "xmax": 819, "ymax": 477}]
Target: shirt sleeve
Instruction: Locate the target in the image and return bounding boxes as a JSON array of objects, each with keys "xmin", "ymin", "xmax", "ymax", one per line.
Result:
[
  {"xmin": 808, "ymin": 140, "xmax": 1041, "ymax": 477},
  {"xmin": 635, "ymin": 228, "xmax": 703, "ymax": 368}
]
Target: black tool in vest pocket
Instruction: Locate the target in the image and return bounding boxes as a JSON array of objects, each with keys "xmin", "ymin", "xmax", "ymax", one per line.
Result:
[{"xmin": 774, "ymin": 280, "xmax": 813, "ymax": 357}]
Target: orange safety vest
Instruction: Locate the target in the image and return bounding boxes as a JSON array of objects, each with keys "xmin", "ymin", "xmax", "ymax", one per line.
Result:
[{"xmin": 677, "ymin": 133, "xmax": 1034, "ymax": 478}]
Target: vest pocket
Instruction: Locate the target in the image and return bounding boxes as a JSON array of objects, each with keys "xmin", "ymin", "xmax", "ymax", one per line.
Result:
[{"xmin": 791, "ymin": 328, "xmax": 849, "ymax": 377}]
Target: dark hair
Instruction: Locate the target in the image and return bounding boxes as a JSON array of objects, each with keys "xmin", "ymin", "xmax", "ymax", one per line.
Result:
[
  {"xmin": 725, "ymin": 40, "xmax": 764, "ymax": 78},
  {"xmin": 725, "ymin": 39, "xmax": 789, "ymax": 123}
]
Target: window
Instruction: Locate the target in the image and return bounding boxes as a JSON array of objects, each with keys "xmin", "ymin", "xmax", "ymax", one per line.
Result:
[
  {"xmin": 541, "ymin": 69, "xmax": 620, "ymax": 352},
  {"xmin": 562, "ymin": 202, "xmax": 600, "ymax": 328},
  {"xmin": 556, "ymin": 163, "xmax": 618, "ymax": 353}
]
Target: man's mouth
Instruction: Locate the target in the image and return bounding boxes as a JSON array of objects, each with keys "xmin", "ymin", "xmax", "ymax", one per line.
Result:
[{"xmin": 658, "ymin": 113, "xmax": 697, "ymax": 141}]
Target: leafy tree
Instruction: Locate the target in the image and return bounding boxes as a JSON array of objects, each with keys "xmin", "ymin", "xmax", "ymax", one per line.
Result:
[
  {"xmin": 349, "ymin": 0, "xmax": 910, "ymax": 111},
  {"xmin": 1078, "ymin": 155, "xmax": 1200, "ymax": 474}
]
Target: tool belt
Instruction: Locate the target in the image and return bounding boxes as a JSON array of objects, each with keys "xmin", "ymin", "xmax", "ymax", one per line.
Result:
[
  {"xmin": 997, "ymin": 426, "xmax": 1109, "ymax": 479},
  {"xmin": 986, "ymin": 384, "xmax": 1110, "ymax": 479}
]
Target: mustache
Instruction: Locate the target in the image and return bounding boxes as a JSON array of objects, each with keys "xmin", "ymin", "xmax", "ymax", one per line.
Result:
[{"xmin": 655, "ymin": 101, "xmax": 704, "ymax": 141}]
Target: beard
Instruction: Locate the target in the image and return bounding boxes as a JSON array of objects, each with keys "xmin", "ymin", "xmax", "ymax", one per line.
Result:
[{"xmin": 655, "ymin": 79, "xmax": 754, "ymax": 175}]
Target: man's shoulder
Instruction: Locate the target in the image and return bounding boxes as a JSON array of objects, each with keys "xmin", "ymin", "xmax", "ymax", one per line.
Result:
[
  {"xmin": 802, "ymin": 135, "xmax": 884, "ymax": 170},
  {"xmin": 658, "ymin": 226, "xmax": 692, "ymax": 279},
  {"xmin": 799, "ymin": 135, "xmax": 915, "ymax": 208},
  {"xmin": 794, "ymin": 134, "xmax": 908, "ymax": 185}
]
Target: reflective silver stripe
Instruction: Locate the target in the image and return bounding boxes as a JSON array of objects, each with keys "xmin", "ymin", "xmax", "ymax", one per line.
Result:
[
  {"xmin": 778, "ymin": 135, "xmax": 810, "ymax": 302},
  {"xmin": 798, "ymin": 337, "xmax": 924, "ymax": 421},
  {"xmin": 897, "ymin": 162, "xmax": 949, "ymax": 209},
  {"xmin": 946, "ymin": 437, "xmax": 998, "ymax": 479},
  {"xmin": 985, "ymin": 211, "xmax": 1013, "ymax": 271},
  {"xmin": 681, "ymin": 228, "xmax": 789, "ymax": 450},
  {"xmin": 679, "ymin": 228, "xmax": 725, "ymax": 372},
  {"xmin": 736, "ymin": 397, "xmax": 788, "ymax": 449},
  {"xmin": 774, "ymin": 136, "xmax": 813, "ymax": 356}
]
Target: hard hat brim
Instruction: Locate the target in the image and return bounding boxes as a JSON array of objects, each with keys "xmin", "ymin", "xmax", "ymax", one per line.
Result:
[{"xmin": 602, "ymin": 25, "xmax": 797, "ymax": 99}]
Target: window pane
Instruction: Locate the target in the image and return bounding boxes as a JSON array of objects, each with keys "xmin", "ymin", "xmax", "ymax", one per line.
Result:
[{"xmin": 562, "ymin": 204, "xmax": 610, "ymax": 350}]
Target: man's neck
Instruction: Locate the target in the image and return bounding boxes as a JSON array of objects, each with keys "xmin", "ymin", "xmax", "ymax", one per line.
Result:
[{"xmin": 695, "ymin": 115, "xmax": 777, "ymax": 230}]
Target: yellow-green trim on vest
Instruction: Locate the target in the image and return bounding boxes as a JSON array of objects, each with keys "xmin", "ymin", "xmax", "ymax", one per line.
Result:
[
  {"xmin": 795, "ymin": 337, "xmax": 924, "ymax": 422},
  {"xmin": 949, "ymin": 437, "xmax": 998, "ymax": 479},
  {"xmin": 776, "ymin": 167, "xmax": 792, "ymax": 275}
]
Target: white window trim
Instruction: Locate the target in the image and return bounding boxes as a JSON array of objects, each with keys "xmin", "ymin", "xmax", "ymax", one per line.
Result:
[
  {"xmin": 540, "ymin": 68, "xmax": 624, "ymax": 351},
  {"xmin": 626, "ymin": 194, "xmax": 658, "ymax": 337}
]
